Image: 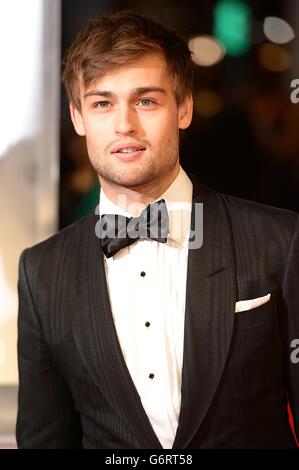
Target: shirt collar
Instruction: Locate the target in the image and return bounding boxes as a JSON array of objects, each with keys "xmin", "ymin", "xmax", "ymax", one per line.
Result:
[{"xmin": 99, "ymin": 166, "xmax": 193, "ymax": 248}]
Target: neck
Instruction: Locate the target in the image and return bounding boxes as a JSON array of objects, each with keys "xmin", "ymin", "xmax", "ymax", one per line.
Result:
[{"xmin": 99, "ymin": 165, "xmax": 180, "ymax": 215}]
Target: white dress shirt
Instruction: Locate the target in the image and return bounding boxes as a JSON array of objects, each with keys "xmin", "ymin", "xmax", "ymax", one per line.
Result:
[{"xmin": 99, "ymin": 166, "xmax": 193, "ymax": 448}]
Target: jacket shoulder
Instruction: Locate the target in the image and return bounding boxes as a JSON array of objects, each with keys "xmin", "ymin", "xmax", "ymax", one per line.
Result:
[
  {"xmin": 219, "ymin": 193, "xmax": 299, "ymax": 264},
  {"xmin": 21, "ymin": 211, "xmax": 95, "ymax": 277},
  {"xmin": 221, "ymin": 192, "xmax": 299, "ymax": 232}
]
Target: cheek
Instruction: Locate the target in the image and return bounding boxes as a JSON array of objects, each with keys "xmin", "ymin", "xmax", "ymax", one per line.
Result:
[
  {"xmin": 85, "ymin": 120, "xmax": 108, "ymax": 144},
  {"xmin": 85, "ymin": 131, "xmax": 106, "ymax": 160},
  {"xmin": 143, "ymin": 112, "xmax": 178, "ymax": 142}
]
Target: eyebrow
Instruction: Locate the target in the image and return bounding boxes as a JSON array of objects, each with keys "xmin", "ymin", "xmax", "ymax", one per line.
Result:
[{"xmin": 83, "ymin": 86, "xmax": 167, "ymax": 99}]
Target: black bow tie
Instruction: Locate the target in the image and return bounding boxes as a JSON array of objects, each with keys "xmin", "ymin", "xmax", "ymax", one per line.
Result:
[{"xmin": 98, "ymin": 199, "xmax": 169, "ymax": 258}]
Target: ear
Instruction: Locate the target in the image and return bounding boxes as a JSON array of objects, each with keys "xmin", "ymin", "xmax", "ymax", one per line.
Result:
[
  {"xmin": 69, "ymin": 101, "xmax": 86, "ymax": 136},
  {"xmin": 178, "ymin": 94, "xmax": 193, "ymax": 130}
]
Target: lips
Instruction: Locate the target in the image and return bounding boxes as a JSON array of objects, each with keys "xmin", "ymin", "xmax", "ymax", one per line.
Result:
[{"xmin": 111, "ymin": 142, "xmax": 146, "ymax": 154}]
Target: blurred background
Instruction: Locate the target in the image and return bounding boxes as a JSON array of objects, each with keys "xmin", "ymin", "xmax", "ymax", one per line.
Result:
[{"xmin": 1, "ymin": 0, "xmax": 299, "ymax": 447}]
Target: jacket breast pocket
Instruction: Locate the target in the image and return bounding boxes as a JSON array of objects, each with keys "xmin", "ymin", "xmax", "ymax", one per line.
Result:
[{"xmin": 234, "ymin": 295, "xmax": 276, "ymax": 330}]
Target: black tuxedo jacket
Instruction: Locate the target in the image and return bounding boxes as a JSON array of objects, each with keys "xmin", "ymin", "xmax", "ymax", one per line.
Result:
[{"xmin": 16, "ymin": 176, "xmax": 299, "ymax": 448}]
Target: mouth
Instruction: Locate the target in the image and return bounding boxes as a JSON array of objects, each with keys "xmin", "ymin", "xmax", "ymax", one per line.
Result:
[
  {"xmin": 110, "ymin": 143, "xmax": 147, "ymax": 161},
  {"xmin": 112, "ymin": 149, "xmax": 146, "ymax": 161}
]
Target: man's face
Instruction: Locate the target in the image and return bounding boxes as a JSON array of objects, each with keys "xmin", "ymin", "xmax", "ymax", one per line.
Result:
[{"xmin": 70, "ymin": 53, "xmax": 193, "ymax": 190}]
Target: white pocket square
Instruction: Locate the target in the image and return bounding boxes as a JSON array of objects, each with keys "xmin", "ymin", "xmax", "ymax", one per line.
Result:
[{"xmin": 235, "ymin": 293, "xmax": 271, "ymax": 313}]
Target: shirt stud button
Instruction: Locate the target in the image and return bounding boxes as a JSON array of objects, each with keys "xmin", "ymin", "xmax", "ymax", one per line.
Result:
[
  {"xmin": 145, "ymin": 321, "xmax": 150, "ymax": 327},
  {"xmin": 149, "ymin": 373, "xmax": 155, "ymax": 379},
  {"xmin": 140, "ymin": 271, "xmax": 146, "ymax": 277}
]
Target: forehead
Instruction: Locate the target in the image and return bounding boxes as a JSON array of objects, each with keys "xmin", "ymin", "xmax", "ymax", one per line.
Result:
[{"xmin": 81, "ymin": 53, "xmax": 174, "ymax": 96}]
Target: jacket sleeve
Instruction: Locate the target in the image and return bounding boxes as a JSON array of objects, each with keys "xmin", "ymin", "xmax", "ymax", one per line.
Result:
[
  {"xmin": 282, "ymin": 215, "xmax": 299, "ymax": 442},
  {"xmin": 16, "ymin": 249, "xmax": 83, "ymax": 448}
]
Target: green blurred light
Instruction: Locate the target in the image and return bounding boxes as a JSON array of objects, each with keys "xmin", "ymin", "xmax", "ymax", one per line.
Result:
[{"xmin": 213, "ymin": 0, "xmax": 251, "ymax": 56}]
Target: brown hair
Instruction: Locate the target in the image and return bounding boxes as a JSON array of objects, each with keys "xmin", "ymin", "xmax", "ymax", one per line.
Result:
[{"xmin": 62, "ymin": 11, "xmax": 193, "ymax": 111}]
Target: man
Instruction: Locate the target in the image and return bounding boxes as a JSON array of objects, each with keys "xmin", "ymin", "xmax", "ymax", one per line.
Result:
[{"xmin": 17, "ymin": 11, "xmax": 299, "ymax": 449}]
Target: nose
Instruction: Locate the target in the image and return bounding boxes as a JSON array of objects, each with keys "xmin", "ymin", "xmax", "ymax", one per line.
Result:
[{"xmin": 114, "ymin": 104, "xmax": 137, "ymax": 136}]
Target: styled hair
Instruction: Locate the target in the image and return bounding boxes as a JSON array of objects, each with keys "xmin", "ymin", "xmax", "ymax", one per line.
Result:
[{"xmin": 62, "ymin": 11, "xmax": 193, "ymax": 110}]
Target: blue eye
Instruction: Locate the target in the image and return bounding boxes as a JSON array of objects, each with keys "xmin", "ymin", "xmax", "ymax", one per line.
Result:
[
  {"xmin": 138, "ymin": 99, "xmax": 155, "ymax": 106},
  {"xmin": 96, "ymin": 101, "xmax": 110, "ymax": 108}
]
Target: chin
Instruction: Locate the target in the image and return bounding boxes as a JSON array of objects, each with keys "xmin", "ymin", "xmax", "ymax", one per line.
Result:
[
  {"xmin": 114, "ymin": 176, "xmax": 151, "ymax": 188},
  {"xmin": 109, "ymin": 168, "xmax": 155, "ymax": 187}
]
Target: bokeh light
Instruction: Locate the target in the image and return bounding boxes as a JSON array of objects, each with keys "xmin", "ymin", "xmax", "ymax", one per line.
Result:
[
  {"xmin": 188, "ymin": 35, "xmax": 226, "ymax": 67},
  {"xmin": 258, "ymin": 43, "xmax": 292, "ymax": 72},
  {"xmin": 263, "ymin": 16, "xmax": 295, "ymax": 45},
  {"xmin": 194, "ymin": 90, "xmax": 222, "ymax": 117}
]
